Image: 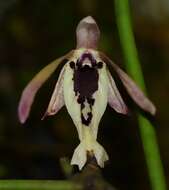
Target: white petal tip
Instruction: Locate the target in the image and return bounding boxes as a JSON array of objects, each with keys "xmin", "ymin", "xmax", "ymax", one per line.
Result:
[
  {"xmin": 81, "ymin": 16, "xmax": 96, "ymax": 24},
  {"xmin": 18, "ymin": 107, "xmax": 27, "ymax": 124},
  {"xmin": 19, "ymin": 118, "xmax": 26, "ymax": 124},
  {"xmin": 150, "ymin": 106, "xmax": 156, "ymax": 116}
]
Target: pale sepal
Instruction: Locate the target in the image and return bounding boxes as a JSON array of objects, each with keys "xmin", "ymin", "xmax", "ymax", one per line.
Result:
[
  {"xmin": 107, "ymin": 70, "xmax": 128, "ymax": 114},
  {"xmin": 42, "ymin": 65, "xmax": 66, "ymax": 119}
]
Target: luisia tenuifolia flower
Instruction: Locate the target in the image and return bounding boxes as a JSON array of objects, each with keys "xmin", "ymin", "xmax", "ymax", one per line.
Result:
[{"xmin": 18, "ymin": 16, "xmax": 156, "ymax": 170}]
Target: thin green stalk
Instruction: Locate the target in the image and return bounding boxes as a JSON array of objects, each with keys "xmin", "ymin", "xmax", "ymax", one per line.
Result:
[
  {"xmin": 0, "ymin": 180, "xmax": 81, "ymax": 190},
  {"xmin": 114, "ymin": 1, "xmax": 167, "ymax": 190}
]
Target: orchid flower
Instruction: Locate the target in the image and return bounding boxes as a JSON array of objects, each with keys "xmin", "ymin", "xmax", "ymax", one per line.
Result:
[{"xmin": 18, "ymin": 16, "xmax": 156, "ymax": 170}]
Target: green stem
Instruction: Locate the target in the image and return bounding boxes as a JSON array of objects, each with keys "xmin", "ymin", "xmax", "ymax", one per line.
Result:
[
  {"xmin": 0, "ymin": 180, "xmax": 81, "ymax": 190},
  {"xmin": 114, "ymin": 1, "xmax": 167, "ymax": 190}
]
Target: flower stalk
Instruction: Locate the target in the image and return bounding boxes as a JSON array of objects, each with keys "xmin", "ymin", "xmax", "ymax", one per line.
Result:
[{"xmin": 115, "ymin": 1, "xmax": 167, "ymax": 190}]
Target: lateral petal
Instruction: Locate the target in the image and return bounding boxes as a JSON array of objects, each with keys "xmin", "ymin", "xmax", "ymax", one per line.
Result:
[
  {"xmin": 18, "ymin": 52, "xmax": 72, "ymax": 123},
  {"xmin": 42, "ymin": 65, "xmax": 66, "ymax": 118},
  {"xmin": 100, "ymin": 53, "xmax": 156, "ymax": 115},
  {"xmin": 107, "ymin": 70, "xmax": 128, "ymax": 114}
]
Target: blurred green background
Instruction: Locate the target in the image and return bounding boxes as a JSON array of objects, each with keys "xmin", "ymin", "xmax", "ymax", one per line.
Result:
[{"xmin": 0, "ymin": 0, "xmax": 168, "ymax": 189}]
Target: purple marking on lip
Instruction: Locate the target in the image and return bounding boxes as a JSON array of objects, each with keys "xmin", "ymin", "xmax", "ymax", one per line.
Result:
[
  {"xmin": 77, "ymin": 52, "xmax": 96, "ymax": 67},
  {"xmin": 73, "ymin": 52, "xmax": 98, "ymax": 126}
]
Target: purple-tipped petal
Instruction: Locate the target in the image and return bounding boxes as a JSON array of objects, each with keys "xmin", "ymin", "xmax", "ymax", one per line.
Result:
[
  {"xmin": 42, "ymin": 65, "xmax": 66, "ymax": 119},
  {"xmin": 76, "ymin": 16, "xmax": 100, "ymax": 49},
  {"xmin": 18, "ymin": 52, "xmax": 73, "ymax": 123},
  {"xmin": 100, "ymin": 53, "xmax": 156, "ymax": 115},
  {"xmin": 107, "ymin": 70, "xmax": 128, "ymax": 114}
]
